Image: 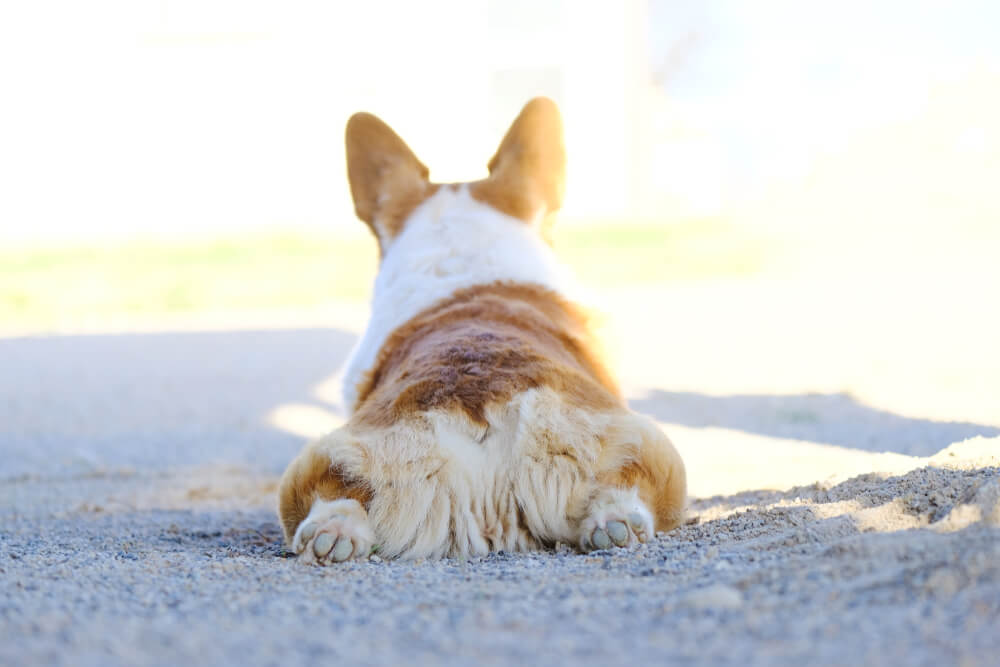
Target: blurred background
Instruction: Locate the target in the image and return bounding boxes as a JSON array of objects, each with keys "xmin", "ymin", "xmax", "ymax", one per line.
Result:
[{"xmin": 1, "ymin": 1, "xmax": 998, "ymax": 483}]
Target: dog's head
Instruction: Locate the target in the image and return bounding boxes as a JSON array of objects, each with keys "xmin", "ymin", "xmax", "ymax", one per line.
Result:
[{"xmin": 345, "ymin": 98, "xmax": 566, "ymax": 256}]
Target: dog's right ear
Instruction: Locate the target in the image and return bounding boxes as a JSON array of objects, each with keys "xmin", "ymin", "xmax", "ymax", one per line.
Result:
[
  {"xmin": 469, "ymin": 97, "xmax": 566, "ymax": 237},
  {"xmin": 345, "ymin": 112, "xmax": 433, "ymax": 251}
]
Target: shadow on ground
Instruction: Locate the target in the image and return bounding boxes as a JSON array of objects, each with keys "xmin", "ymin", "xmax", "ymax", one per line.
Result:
[
  {"xmin": 6, "ymin": 329, "xmax": 997, "ymax": 481},
  {"xmin": 630, "ymin": 390, "xmax": 1000, "ymax": 457},
  {"xmin": 0, "ymin": 328, "xmax": 356, "ymax": 479}
]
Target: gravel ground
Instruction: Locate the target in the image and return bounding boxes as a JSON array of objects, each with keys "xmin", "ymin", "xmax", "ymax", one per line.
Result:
[
  {"xmin": 3, "ymin": 286, "xmax": 999, "ymax": 666},
  {"xmin": 3, "ymin": 457, "xmax": 998, "ymax": 667}
]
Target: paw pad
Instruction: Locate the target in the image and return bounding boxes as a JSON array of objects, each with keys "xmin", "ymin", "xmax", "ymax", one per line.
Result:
[
  {"xmin": 312, "ymin": 532, "xmax": 335, "ymax": 558},
  {"xmin": 291, "ymin": 498, "xmax": 374, "ymax": 565},
  {"xmin": 579, "ymin": 493, "xmax": 654, "ymax": 553},
  {"xmin": 330, "ymin": 536, "xmax": 354, "ymax": 562},
  {"xmin": 606, "ymin": 520, "xmax": 629, "ymax": 546},
  {"xmin": 591, "ymin": 528, "xmax": 612, "ymax": 550},
  {"xmin": 312, "ymin": 533, "xmax": 354, "ymax": 561}
]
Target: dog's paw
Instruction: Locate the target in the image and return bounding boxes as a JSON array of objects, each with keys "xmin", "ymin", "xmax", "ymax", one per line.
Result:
[
  {"xmin": 292, "ymin": 498, "xmax": 375, "ymax": 565},
  {"xmin": 579, "ymin": 488, "xmax": 654, "ymax": 552}
]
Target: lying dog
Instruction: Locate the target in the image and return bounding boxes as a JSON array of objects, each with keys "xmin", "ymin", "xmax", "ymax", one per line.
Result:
[{"xmin": 278, "ymin": 98, "xmax": 686, "ymax": 562}]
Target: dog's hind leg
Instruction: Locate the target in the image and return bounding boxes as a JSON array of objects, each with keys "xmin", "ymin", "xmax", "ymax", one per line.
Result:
[
  {"xmin": 278, "ymin": 430, "xmax": 375, "ymax": 564},
  {"xmin": 578, "ymin": 413, "xmax": 687, "ymax": 552}
]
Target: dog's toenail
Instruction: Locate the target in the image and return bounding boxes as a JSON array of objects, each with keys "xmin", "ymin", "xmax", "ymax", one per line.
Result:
[
  {"xmin": 299, "ymin": 523, "xmax": 316, "ymax": 542},
  {"xmin": 628, "ymin": 512, "xmax": 644, "ymax": 531},
  {"xmin": 313, "ymin": 533, "xmax": 335, "ymax": 558}
]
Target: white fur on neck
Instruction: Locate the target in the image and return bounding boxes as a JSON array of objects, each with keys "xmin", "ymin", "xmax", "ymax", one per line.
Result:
[{"xmin": 340, "ymin": 184, "xmax": 574, "ymax": 411}]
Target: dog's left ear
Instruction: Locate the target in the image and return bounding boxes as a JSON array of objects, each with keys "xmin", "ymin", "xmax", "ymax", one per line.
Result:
[
  {"xmin": 471, "ymin": 97, "xmax": 566, "ymax": 226},
  {"xmin": 345, "ymin": 112, "xmax": 433, "ymax": 250}
]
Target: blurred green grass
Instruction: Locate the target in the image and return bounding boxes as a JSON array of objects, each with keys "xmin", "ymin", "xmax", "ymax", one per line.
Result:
[
  {"xmin": 0, "ymin": 220, "xmax": 768, "ymax": 331},
  {"xmin": 552, "ymin": 220, "xmax": 767, "ymax": 286}
]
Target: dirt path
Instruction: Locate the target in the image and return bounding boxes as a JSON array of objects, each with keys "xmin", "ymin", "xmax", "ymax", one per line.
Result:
[{"xmin": 2, "ymin": 274, "xmax": 998, "ymax": 666}]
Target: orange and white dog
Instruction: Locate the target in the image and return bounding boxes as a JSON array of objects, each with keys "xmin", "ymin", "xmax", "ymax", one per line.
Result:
[{"xmin": 278, "ymin": 98, "xmax": 686, "ymax": 563}]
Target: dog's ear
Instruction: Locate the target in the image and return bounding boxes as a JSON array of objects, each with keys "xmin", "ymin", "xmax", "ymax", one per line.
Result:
[
  {"xmin": 471, "ymin": 97, "xmax": 566, "ymax": 227},
  {"xmin": 345, "ymin": 112, "xmax": 433, "ymax": 249}
]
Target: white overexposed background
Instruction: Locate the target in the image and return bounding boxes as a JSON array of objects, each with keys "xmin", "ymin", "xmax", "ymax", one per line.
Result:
[{"xmin": 2, "ymin": 0, "xmax": 997, "ymax": 242}]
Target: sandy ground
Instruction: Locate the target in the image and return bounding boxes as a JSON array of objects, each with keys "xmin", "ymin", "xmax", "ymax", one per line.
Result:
[{"xmin": 2, "ymin": 271, "xmax": 999, "ymax": 666}]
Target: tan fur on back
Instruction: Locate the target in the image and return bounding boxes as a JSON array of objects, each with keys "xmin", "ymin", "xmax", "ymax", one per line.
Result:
[
  {"xmin": 278, "ymin": 98, "xmax": 687, "ymax": 562},
  {"xmin": 354, "ymin": 282, "xmax": 621, "ymax": 428}
]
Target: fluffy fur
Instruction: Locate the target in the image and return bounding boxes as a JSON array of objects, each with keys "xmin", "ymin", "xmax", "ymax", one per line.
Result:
[{"xmin": 278, "ymin": 98, "xmax": 687, "ymax": 562}]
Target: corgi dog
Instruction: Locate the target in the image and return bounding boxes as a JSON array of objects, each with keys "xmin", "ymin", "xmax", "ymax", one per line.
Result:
[{"xmin": 278, "ymin": 98, "xmax": 686, "ymax": 562}]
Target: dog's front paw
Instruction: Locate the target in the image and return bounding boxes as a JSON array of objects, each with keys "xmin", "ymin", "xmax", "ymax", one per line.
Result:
[
  {"xmin": 292, "ymin": 498, "xmax": 375, "ymax": 565},
  {"xmin": 579, "ymin": 488, "xmax": 654, "ymax": 552}
]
